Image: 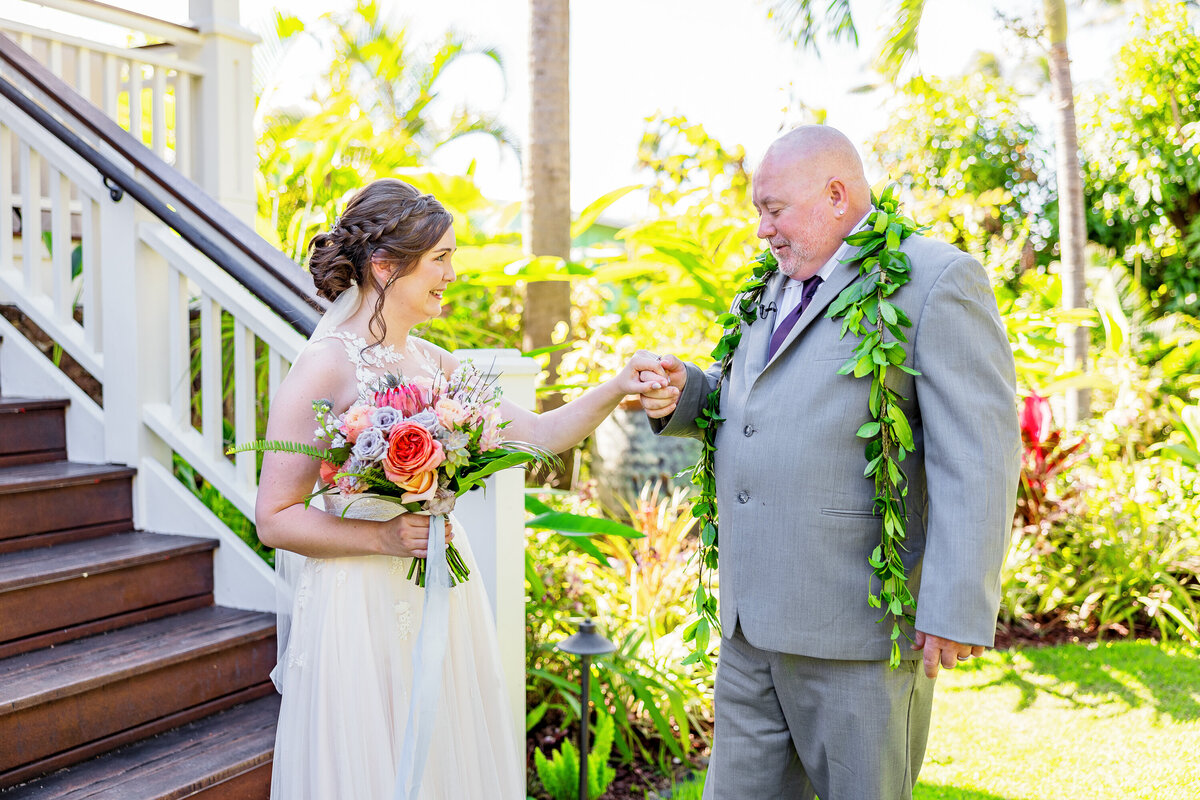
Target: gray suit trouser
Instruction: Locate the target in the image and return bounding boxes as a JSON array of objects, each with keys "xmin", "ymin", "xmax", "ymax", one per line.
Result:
[{"xmin": 702, "ymin": 626, "xmax": 936, "ymax": 800}]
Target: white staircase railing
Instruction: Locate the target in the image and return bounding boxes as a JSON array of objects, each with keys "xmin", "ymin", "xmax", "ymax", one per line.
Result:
[{"xmin": 1, "ymin": 0, "xmax": 257, "ymax": 224}]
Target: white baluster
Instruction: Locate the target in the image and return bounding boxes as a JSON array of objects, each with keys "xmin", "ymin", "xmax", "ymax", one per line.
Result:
[
  {"xmin": 48, "ymin": 39, "xmax": 63, "ymax": 83},
  {"xmin": 19, "ymin": 141, "xmax": 41, "ymax": 296},
  {"xmin": 0, "ymin": 125, "xmax": 11, "ymax": 274},
  {"xmin": 49, "ymin": 166, "xmax": 71, "ymax": 325},
  {"xmin": 233, "ymin": 318, "xmax": 256, "ymax": 487},
  {"xmin": 151, "ymin": 67, "xmax": 167, "ymax": 160},
  {"xmin": 173, "ymin": 71, "xmax": 192, "ymax": 178},
  {"xmin": 200, "ymin": 292, "xmax": 223, "ymax": 460},
  {"xmin": 103, "ymin": 53, "xmax": 118, "ymax": 118},
  {"xmin": 80, "ymin": 195, "xmax": 100, "ymax": 352},
  {"xmin": 166, "ymin": 268, "xmax": 190, "ymax": 425},
  {"xmin": 77, "ymin": 47, "xmax": 93, "ymax": 105},
  {"xmin": 268, "ymin": 349, "xmax": 288, "ymax": 402},
  {"xmin": 127, "ymin": 60, "xmax": 143, "ymax": 143}
]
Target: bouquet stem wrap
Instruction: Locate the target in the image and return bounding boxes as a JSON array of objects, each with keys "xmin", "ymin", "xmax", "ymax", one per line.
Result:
[{"xmin": 392, "ymin": 513, "xmax": 452, "ymax": 800}]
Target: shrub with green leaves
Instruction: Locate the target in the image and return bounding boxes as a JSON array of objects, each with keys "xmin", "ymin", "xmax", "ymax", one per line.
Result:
[
  {"xmin": 533, "ymin": 712, "xmax": 617, "ymax": 800},
  {"xmin": 1004, "ymin": 447, "xmax": 1200, "ymax": 644},
  {"xmin": 525, "ymin": 488, "xmax": 712, "ymax": 770}
]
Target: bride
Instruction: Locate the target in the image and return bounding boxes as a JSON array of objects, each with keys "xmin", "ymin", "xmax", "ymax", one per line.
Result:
[{"xmin": 254, "ymin": 178, "xmax": 667, "ymax": 799}]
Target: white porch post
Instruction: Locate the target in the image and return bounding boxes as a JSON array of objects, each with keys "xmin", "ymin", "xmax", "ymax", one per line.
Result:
[
  {"xmin": 452, "ymin": 348, "xmax": 538, "ymax": 783},
  {"xmin": 98, "ymin": 201, "xmax": 172, "ymax": 526},
  {"xmin": 185, "ymin": 0, "xmax": 257, "ymax": 226}
]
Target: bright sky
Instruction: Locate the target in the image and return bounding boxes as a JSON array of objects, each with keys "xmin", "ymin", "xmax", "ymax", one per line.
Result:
[{"xmin": 10, "ymin": 0, "xmax": 1126, "ymax": 217}]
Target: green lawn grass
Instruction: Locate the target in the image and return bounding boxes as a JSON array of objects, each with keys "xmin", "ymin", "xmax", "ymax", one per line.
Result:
[
  {"xmin": 657, "ymin": 641, "xmax": 1200, "ymax": 800},
  {"xmin": 915, "ymin": 640, "xmax": 1200, "ymax": 800}
]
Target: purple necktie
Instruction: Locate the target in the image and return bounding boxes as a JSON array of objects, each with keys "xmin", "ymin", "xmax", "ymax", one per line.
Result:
[{"xmin": 767, "ymin": 275, "xmax": 823, "ymax": 360}]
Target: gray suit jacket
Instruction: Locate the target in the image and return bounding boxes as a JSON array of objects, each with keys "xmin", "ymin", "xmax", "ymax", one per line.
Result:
[{"xmin": 656, "ymin": 234, "xmax": 1021, "ymax": 661}]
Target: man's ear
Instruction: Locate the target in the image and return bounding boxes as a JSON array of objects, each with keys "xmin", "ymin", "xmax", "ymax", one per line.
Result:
[{"xmin": 827, "ymin": 178, "xmax": 848, "ymax": 213}]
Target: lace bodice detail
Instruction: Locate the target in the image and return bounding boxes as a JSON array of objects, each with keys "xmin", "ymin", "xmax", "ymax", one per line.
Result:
[{"xmin": 318, "ymin": 331, "xmax": 443, "ymax": 400}]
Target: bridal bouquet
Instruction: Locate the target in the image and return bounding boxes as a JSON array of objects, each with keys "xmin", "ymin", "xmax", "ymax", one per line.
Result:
[{"xmin": 233, "ymin": 361, "xmax": 556, "ymax": 586}]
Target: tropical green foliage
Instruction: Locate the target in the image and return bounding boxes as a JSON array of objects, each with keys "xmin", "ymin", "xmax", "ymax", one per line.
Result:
[
  {"xmin": 1081, "ymin": 0, "xmax": 1200, "ymax": 314},
  {"xmin": 557, "ymin": 115, "xmax": 758, "ymax": 398},
  {"xmin": 532, "ymin": 712, "xmax": 617, "ymax": 800},
  {"xmin": 255, "ymin": 0, "xmax": 514, "ymax": 262},
  {"xmin": 525, "ymin": 486, "xmax": 712, "ymax": 771},
  {"xmin": 234, "ymin": 3, "xmax": 1200, "ymax": 790},
  {"xmin": 868, "ymin": 69, "xmax": 1050, "ymax": 265}
]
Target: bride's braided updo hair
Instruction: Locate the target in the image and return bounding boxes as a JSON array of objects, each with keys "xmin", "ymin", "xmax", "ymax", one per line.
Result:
[{"xmin": 307, "ymin": 178, "xmax": 453, "ymax": 346}]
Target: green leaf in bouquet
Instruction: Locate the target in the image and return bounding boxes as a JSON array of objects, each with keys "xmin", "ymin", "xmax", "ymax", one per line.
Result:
[{"xmin": 225, "ymin": 439, "xmax": 333, "ymax": 460}]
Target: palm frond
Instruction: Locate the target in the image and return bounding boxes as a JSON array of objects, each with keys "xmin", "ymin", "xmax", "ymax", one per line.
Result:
[
  {"xmin": 763, "ymin": 0, "xmax": 858, "ymax": 52},
  {"xmin": 499, "ymin": 440, "xmax": 563, "ymax": 471},
  {"xmin": 874, "ymin": 0, "xmax": 928, "ymax": 82}
]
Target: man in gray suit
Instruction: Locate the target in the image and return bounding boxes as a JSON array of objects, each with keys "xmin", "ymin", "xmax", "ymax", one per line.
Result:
[{"xmin": 639, "ymin": 125, "xmax": 1021, "ymax": 799}]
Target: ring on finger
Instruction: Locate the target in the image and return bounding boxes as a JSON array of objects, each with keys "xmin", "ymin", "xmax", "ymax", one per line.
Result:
[{"xmin": 956, "ymin": 655, "xmax": 969, "ymax": 661}]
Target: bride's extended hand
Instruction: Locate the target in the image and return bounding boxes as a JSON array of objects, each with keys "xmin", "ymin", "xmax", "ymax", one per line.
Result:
[
  {"xmin": 379, "ymin": 513, "xmax": 454, "ymax": 559},
  {"xmin": 613, "ymin": 350, "xmax": 671, "ymax": 396}
]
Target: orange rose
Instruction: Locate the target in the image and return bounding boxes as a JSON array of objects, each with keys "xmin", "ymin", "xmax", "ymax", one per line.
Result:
[
  {"xmin": 319, "ymin": 460, "xmax": 339, "ymax": 486},
  {"xmin": 384, "ymin": 422, "xmax": 444, "ymax": 476}
]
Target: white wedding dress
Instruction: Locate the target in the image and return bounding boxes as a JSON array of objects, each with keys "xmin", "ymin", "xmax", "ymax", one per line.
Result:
[{"xmin": 270, "ymin": 332, "xmax": 524, "ymax": 800}]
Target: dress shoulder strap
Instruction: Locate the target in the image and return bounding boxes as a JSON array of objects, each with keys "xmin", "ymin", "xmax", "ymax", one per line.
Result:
[{"xmin": 312, "ymin": 331, "xmax": 403, "ymax": 396}]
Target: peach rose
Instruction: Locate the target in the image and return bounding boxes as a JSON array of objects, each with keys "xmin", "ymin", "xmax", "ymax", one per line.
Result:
[
  {"xmin": 319, "ymin": 460, "xmax": 339, "ymax": 486},
  {"xmin": 391, "ymin": 469, "xmax": 437, "ymax": 504},
  {"xmin": 384, "ymin": 422, "xmax": 445, "ymax": 476},
  {"xmin": 339, "ymin": 405, "xmax": 373, "ymax": 444},
  {"xmin": 435, "ymin": 397, "xmax": 471, "ymax": 429}
]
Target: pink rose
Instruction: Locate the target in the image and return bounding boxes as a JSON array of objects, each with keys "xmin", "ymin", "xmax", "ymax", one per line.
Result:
[
  {"xmin": 435, "ymin": 397, "xmax": 471, "ymax": 429},
  {"xmin": 339, "ymin": 404, "xmax": 373, "ymax": 444}
]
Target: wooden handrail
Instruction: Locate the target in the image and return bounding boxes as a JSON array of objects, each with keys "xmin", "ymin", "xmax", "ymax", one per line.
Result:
[{"xmin": 0, "ymin": 31, "xmax": 323, "ymax": 336}]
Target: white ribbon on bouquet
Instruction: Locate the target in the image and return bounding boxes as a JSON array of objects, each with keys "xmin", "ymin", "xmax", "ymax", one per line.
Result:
[{"xmin": 391, "ymin": 513, "xmax": 452, "ymax": 800}]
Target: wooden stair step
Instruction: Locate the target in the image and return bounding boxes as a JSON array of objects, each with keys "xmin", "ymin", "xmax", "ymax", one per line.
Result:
[
  {"xmin": 0, "ymin": 462, "xmax": 137, "ymax": 550},
  {"xmin": 0, "ymin": 694, "xmax": 280, "ymax": 799},
  {"xmin": 0, "ymin": 398, "xmax": 68, "ymax": 467},
  {"xmin": 0, "ymin": 532, "xmax": 218, "ymax": 658},
  {"xmin": 0, "ymin": 607, "xmax": 276, "ymax": 783}
]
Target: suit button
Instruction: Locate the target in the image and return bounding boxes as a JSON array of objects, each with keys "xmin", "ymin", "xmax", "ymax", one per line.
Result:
[
  {"xmin": 737, "ymin": 491, "xmax": 750, "ymax": 504},
  {"xmin": 743, "ymin": 425, "xmax": 755, "ymax": 437}
]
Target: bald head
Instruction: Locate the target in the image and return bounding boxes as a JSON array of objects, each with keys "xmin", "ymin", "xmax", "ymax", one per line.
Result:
[
  {"xmin": 751, "ymin": 126, "xmax": 872, "ymax": 278},
  {"xmin": 760, "ymin": 126, "xmax": 871, "ymax": 208}
]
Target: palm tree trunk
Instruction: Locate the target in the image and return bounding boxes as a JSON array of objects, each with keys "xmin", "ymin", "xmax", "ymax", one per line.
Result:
[
  {"xmin": 525, "ymin": 0, "xmax": 574, "ymax": 481},
  {"xmin": 1044, "ymin": 0, "xmax": 1090, "ymax": 423}
]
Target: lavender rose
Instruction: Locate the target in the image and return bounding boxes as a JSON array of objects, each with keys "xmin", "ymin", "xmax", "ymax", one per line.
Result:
[
  {"xmin": 370, "ymin": 406, "xmax": 403, "ymax": 431},
  {"xmin": 352, "ymin": 427, "xmax": 388, "ymax": 462},
  {"xmin": 405, "ymin": 409, "xmax": 444, "ymax": 437}
]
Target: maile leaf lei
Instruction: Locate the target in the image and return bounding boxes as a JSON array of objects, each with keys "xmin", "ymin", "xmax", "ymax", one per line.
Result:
[{"xmin": 681, "ymin": 186, "xmax": 922, "ymax": 668}]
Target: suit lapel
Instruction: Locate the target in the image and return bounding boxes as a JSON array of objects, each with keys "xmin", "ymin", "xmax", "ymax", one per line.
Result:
[
  {"xmin": 743, "ymin": 270, "xmax": 787, "ymax": 379},
  {"xmin": 761, "ymin": 247, "xmax": 864, "ymax": 372}
]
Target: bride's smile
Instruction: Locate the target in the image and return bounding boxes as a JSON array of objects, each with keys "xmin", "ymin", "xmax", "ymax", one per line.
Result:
[{"xmin": 381, "ymin": 226, "xmax": 457, "ymax": 328}]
